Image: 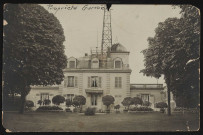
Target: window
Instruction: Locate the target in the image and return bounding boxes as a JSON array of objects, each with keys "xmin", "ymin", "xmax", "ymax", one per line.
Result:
[
  {"xmin": 69, "ymin": 61, "xmax": 76, "ymax": 68},
  {"xmin": 115, "ymin": 77, "xmax": 122, "ymax": 88},
  {"xmin": 115, "ymin": 61, "xmax": 121, "ymax": 68},
  {"xmin": 67, "ymin": 94, "xmax": 74, "ymax": 102},
  {"xmin": 88, "ymin": 76, "xmax": 101, "ymax": 87},
  {"xmin": 40, "ymin": 93, "xmax": 49, "ymax": 101},
  {"xmin": 91, "ymin": 94, "xmax": 98, "ymax": 106},
  {"xmin": 66, "ymin": 76, "xmax": 77, "ymax": 87},
  {"xmin": 68, "ymin": 76, "xmax": 74, "ymax": 87},
  {"xmin": 141, "ymin": 94, "xmax": 149, "ymax": 102}
]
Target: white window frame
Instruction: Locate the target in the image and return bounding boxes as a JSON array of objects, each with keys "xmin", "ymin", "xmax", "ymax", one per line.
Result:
[
  {"xmin": 115, "ymin": 77, "xmax": 122, "ymax": 88},
  {"xmin": 88, "ymin": 76, "xmax": 102, "ymax": 88}
]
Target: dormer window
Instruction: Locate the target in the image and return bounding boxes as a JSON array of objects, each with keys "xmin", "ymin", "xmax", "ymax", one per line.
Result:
[
  {"xmin": 115, "ymin": 61, "xmax": 121, "ymax": 68},
  {"xmin": 69, "ymin": 61, "xmax": 76, "ymax": 68}
]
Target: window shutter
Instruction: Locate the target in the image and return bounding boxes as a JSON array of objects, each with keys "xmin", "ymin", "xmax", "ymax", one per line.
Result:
[
  {"xmin": 98, "ymin": 77, "xmax": 102, "ymax": 87},
  {"xmin": 64, "ymin": 77, "xmax": 67, "ymax": 87},
  {"xmin": 88, "ymin": 77, "xmax": 90, "ymax": 87},
  {"xmin": 75, "ymin": 76, "xmax": 78, "ymax": 87},
  {"xmin": 119, "ymin": 77, "xmax": 122, "ymax": 88},
  {"xmin": 115, "ymin": 77, "xmax": 118, "ymax": 88}
]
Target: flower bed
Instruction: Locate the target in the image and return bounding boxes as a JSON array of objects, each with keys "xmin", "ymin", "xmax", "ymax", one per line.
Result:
[
  {"xmin": 36, "ymin": 106, "xmax": 63, "ymax": 112},
  {"xmin": 129, "ymin": 107, "xmax": 153, "ymax": 112}
]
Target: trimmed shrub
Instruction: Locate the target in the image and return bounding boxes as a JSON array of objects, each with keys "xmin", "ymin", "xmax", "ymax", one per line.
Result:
[
  {"xmin": 44, "ymin": 99, "xmax": 51, "ymax": 105},
  {"xmin": 129, "ymin": 107, "xmax": 153, "ymax": 111},
  {"xmin": 36, "ymin": 106, "xmax": 63, "ymax": 111},
  {"xmin": 121, "ymin": 97, "xmax": 134, "ymax": 110},
  {"xmin": 72, "ymin": 95, "xmax": 86, "ymax": 112},
  {"xmin": 132, "ymin": 97, "xmax": 143, "ymax": 106},
  {"xmin": 66, "ymin": 99, "xmax": 72, "ymax": 107},
  {"xmin": 114, "ymin": 104, "xmax": 120, "ymax": 112},
  {"xmin": 85, "ymin": 107, "xmax": 96, "ymax": 116},
  {"xmin": 155, "ymin": 102, "xmax": 168, "ymax": 113},
  {"xmin": 52, "ymin": 95, "xmax": 65, "ymax": 105},
  {"xmin": 25, "ymin": 100, "xmax": 34, "ymax": 108},
  {"xmin": 37, "ymin": 100, "xmax": 42, "ymax": 106},
  {"xmin": 65, "ymin": 108, "xmax": 72, "ymax": 112},
  {"xmin": 143, "ymin": 101, "xmax": 151, "ymax": 107},
  {"xmin": 155, "ymin": 102, "xmax": 168, "ymax": 108},
  {"xmin": 102, "ymin": 95, "xmax": 115, "ymax": 112}
]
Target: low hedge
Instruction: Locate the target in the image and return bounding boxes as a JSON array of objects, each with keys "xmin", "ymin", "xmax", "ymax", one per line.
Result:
[
  {"xmin": 36, "ymin": 106, "xmax": 63, "ymax": 111},
  {"xmin": 85, "ymin": 107, "xmax": 96, "ymax": 116},
  {"xmin": 129, "ymin": 107, "xmax": 153, "ymax": 112}
]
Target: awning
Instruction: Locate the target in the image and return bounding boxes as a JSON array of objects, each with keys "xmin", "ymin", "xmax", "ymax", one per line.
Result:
[{"xmin": 85, "ymin": 89, "xmax": 103, "ymax": 94}]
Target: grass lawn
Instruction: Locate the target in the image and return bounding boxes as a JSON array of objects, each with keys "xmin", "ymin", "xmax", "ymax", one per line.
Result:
[{"xmin": 2, "ymin": 111, "xmax": 199, "ymax": 132}]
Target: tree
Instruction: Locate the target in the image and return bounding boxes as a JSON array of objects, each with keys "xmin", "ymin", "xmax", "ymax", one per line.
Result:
[
  {"xmin": 52, "ymin": 95, "xmax": 65, "ymax": 106},
  {"xmin": 65, "ymin": 99, "xmax": 72, "ymax": 107},
  {"xmin": 3, "ymin": 4, "xmax": 67, "ymax": 114},
  {"xmin": 121, "ymin": 97, "xmax": 134, "ymax": 110},
  {"xmin": 114, "ymin": 104, "xmax": 120, "ymax": 112},
  {"xmin": 140, "ymin": 5, "xmax": 200, "ymax": 115},
  {"xmin": 132, "ymin": 97, "xmax": 143, "ymax": 106},
  {"xmin": 156, "ymin": 102, "xmax": 168, "ymax": 113},
  {"xmin": 72, "ymin": 95, "xmax": 86, "ymax": 112},
  {"xmin": 102, "ymin": 95, "xmax": 115, "ymax": 112},
  {"xmin": 143, "ymin": 101, "xmax": 151, "ymax": 107},
  {"xmin": 44, "ymin": 99, "xmax": 51, "ymax": 105},
  {"xmin": 25, "ymin": 100, "xmax": 34, "ymax": 109}
]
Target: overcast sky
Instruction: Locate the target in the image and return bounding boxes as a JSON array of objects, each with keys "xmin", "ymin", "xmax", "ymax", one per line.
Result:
[{"xmin": 41, "ymin": 4, "xmax": 181, "ymax": 85}]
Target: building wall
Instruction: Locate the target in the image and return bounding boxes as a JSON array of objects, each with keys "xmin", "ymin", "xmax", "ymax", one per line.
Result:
[{"xmin": 130, "ymin": 89, "xmax": 165, "ymax": 108}]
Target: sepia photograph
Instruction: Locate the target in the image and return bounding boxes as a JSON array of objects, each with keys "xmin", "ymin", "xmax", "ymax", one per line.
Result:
[{"xmin": 2, "ymin": 4, "xmax": 200, "ymax": 132}]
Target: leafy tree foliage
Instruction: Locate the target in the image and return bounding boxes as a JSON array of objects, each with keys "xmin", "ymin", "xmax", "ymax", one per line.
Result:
[
  {"xmin": 121, "ymin": 97, "xmax": 134, "ymax": 110},
  {"xmin": 72, "ymin": 95, "xmax": 86, "ymax": 112},
  {"xmin": 132, "ymin": 97, "xmax": 143, "ymax": 106},
  {"xmin": 52, "ymin": 95, "xmax": 65, "ymax": 105},
  {"xmin": 140, "ymin": 5, "xmax": 200, "ymax": 111},
  {"xmin": 155, "ymin": 102, "xmax": 168, "ymax": 108},
  {"xmin": 44, "ymin": 99, "xmax": 51, "ymax": 105},
  {"xmin": 102, "ymin": 95, "xmax": 115, "ymax": 110},
  {"xmin": 25, "ymin": 100, "xmax": 34, "ymax": 108},
  {"xmin": 3, "ymin": 4, "xmax": 67, "ymax": 113}
]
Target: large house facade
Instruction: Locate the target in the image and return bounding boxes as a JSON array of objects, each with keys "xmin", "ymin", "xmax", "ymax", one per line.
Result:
[{"xmin": 26, "ymin": 43, "xmax": 175, "ymax": 111}]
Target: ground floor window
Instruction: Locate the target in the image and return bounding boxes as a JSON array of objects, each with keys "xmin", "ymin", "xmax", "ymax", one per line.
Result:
[
  {"xmin": 141, "ymin": 94, "xmax": 149, "ymax": 102},
  {"xmin": 40, "ymin": 93, "xmax": 49, "ymax": 101},
  {"xmin": 67, "ymin": 94, "xmax": 74, "ymax": 102},
  {"xmin": 91, "ymin": 94, "xmax": 98, "ymax": 106}
]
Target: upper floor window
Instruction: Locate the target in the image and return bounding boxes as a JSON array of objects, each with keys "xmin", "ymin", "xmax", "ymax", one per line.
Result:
[
  {"xmin": 64, "ymin": 76, "xmax": 78, "ymax": 87},
  {"xmin": 69, "ymin": 61, "xmax": 76, "ymax": 68},
  {"xmin": 88, "ymin": 76, "xmax": 102, "ymax": 88},
  {"xmin": 114, "ymin": 57, "xmax": 122, "ymax": 69},
  {"xmin": 115, "ymin": 61, "xmax": 121, "ymax": 68},
  {"xmin": 115, "ymin": 77, "xmax": 122, "ymax": 88}
]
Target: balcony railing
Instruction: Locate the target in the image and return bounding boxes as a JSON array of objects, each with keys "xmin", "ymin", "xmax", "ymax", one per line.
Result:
[{"xmin": 130, "ymin": 84, "xmax": 163, "ymax": 90}]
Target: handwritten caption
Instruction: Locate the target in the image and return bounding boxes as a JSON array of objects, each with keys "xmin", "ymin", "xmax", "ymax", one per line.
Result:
[{"xmin": 47, "ymin": 4, "xmax": 107, "ymax": 14}]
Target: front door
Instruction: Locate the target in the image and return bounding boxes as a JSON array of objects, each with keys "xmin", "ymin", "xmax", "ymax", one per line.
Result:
[{"xmin": 91, "ymin": 94, "xmax": 98, "ymax": 107}]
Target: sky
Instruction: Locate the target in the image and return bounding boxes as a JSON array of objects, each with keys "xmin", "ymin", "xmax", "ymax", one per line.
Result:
[{"xmin": 41, "ymin": 4, "xmax": 181, "ymax": 85}]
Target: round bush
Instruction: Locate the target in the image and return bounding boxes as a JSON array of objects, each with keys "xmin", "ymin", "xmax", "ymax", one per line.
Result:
[
  {"xmin": 143, "ymin": 101, "xmax": 151, "ymax": 107},
  {"xmin": 25, "ymin": 100, "xmax": 34, "ymax": 108},
  {"xmin": 156, "ymin": 102, "xmax": 168, "ymax": 108},
  {"xmin": 85, "ymin": 107, "xmax": 96, "ymax": 116},
  {"xmin": 52, "ymin": 95, "xmax": 65, "ymax": 105},
  {"xmin": 44, "ymin": 99, "xmax": 51, "ymax": 105},
  {"xmin": 37, "ymin": 100, "xmax": 42, "ymax": 105}
]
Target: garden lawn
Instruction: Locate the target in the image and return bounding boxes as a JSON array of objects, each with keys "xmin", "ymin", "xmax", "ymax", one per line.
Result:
[{"xmin": 2, "ymin": 111, "xmax": 199, "ymax": 132}]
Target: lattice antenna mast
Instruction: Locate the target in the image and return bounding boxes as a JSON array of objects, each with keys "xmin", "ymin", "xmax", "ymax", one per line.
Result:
[{"xmin": 101, "ymin": 7, "xmax": 112, "ymax": 55}]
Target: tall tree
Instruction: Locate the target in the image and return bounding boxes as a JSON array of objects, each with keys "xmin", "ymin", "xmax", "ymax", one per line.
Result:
[
  {"xmin": 3, "ymin": 4, "xmax": 67, "ymax": 113},
  {"xmin": 140, "ymin": 5, "xmax": 200, "ymax": 115}
]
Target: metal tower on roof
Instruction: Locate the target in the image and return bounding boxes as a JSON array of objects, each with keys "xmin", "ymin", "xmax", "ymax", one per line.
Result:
[{"xmin": 101, "ymin": 6, "xmax": 112, "ymax": 55}]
